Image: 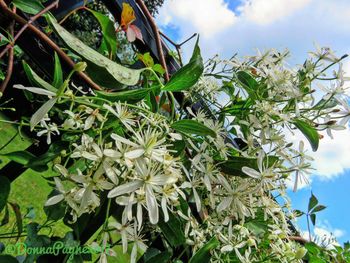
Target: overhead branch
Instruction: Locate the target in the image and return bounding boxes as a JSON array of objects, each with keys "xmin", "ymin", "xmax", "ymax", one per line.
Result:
[
  {"xmin": 0, "ymin": 0, "xmax": 102, "ymax": 91},
  {"xmin": 0, "ymin": 6, "xmax": 15, "ymax": 93},
  {"xmin": 135, "ymin": 0, "xmax": 169, "ymax": 82}
]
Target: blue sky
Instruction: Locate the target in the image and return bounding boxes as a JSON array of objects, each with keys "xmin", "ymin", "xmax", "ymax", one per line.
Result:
[{"xmin": 157, "ymin": 0, "xmax": 350, "ymax": 244}]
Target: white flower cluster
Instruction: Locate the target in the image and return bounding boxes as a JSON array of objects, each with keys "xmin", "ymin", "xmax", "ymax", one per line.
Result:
[{"xmin": 38, "ymin": 46, "xmax": 350, "ymax": 262}]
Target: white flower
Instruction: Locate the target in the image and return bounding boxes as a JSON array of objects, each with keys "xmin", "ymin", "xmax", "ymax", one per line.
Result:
[
  {"xmin": 103, "ymin": 103, "xmax": 135, "ymax": 131},
  {"xmin": 83, "ymin": 107, "xmax": 105, "ymax": 130},
  {"xmin": 108, "ymin": 159, "xmax": 178, "ymax": 224},
  {"xmin": 37, "ymin": 120, "xmax": 59, "ymax": 144}
]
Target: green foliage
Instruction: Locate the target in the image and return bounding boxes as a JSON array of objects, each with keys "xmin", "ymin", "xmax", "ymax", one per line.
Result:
[
  {"xmin": 48, "ymin": 16, "xmax": 144, "ymax": 89},
  {"xmin": 294, "ymin": 119, "xmax": 319, "ymax": 151},
  {"xmin": 189, "ymin": 237, "xmax": 219, "ymax": 263},
  {"xmin": 12, "ymin": 0, "xmax": 44, "ymax": 15},
  {"xmin": 171, "ymin": 119, "xmax": 216, "ymax": 137},
  {"xmin": 163, "ymin": 38, "xmax": 203, "ymax": 92}
]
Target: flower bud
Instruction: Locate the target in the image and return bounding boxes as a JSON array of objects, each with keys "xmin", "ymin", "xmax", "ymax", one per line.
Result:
[
  {"xmin": 295, "ymin": 247, "xmax": 307, "ymax": 259},
  {"xmin": 74, "ymin": 62, "xmax": 87, "ymax": 72}
]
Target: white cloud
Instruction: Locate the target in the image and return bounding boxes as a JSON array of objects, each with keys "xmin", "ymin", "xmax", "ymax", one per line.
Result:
[
  {"xmin": 237, "ymin": 0, "xmax": 313, "ymax": 25},
  {"xmin": 310, "ymin": 128, "xmax": 350, "ymax": 180},
  {"xmin": 157, "ymin": 0, "xmax": 237, "ymax": 38},
  {"xmin": 301, "ymin": 221, "xmax": 345, "ymax": 247}
]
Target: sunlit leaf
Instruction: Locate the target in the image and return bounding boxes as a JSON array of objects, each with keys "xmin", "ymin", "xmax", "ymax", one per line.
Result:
[
  {"xmin": 52, "ymin": 52, "xmax": 63, "ymax": 88},
  {"xmin": 48, "ymin": 15, "xmax": 143, "ymax": 88},
  {"xmin": 308, "ymin": 193, "xmax": 318, "ymax": 213},
  {"xmin": 22, "ymin": 61, "xmax": 57, "ymax": 93},
  {"xmin": 163, "ymin": 37, "xmax": 203, "ymax": 92},
  {"xmin": 88, "ymin": 9, "xmax": 117, "ymax": 57},
  {"xmin": 13, "ymin": 0, "xmax": 44, "ymax": 15},
  {"xmin": 189, "ymin": 236, "xmax": 219, "ymax": 263},
  {"xmin": 294, "ymin": 119, "xmax": 319, "ymax": 152},
  {"xmin": 171, "ymin": 119, "xmax": 216, "ymax": 137}
]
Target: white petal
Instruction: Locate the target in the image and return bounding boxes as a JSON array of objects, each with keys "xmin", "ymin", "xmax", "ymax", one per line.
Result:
[
  {"xmin": 45, "ymin": 194, "xmax": 64, "ymax": 206},
  {"xmin": 103, "ymin": 149, "xmax": 121, "ymax": 159},
  {"xmin": 14, "ymin": 84, "xmax": 56, "ymax": 97},
  {"xmin": 125, "ymin": 148, "xmax": 145, "ymax": 159},
  {"xmin": 161, "ymin": 197, "xmax": 169, "ymax": 222},
  {"xmin": 145, "ymin": 184, "xmax": 158, "ymax": 224},
  {"xmin": 193, "ymin": 188, "xmax": 201, "ymax": 212},
  {"xmin": 217, "ymin": 197, "xmax": 233, "ymax": 212},
  {"xmin": 108, "ymin": 181, "xmax": 143, "ymax": 198},
  {"xmin": 221, "ymin": 244, "xmax": 233, "ymax": 253},
  {"xmin": 242, "ymin": 166, "xmax": 261, "ymax": 179},
  {"xmin": 111, "ymin": 133, "xmax": 138, "ymax": 147},
  {"xmin": 84, "ymin": 115, "xmax": 95, "ymax": 130}
]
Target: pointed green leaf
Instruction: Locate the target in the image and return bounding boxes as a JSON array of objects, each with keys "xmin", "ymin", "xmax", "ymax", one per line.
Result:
[
  {"xmin": 163, "ymin": 38, "xmax": 203, "ymax": 92},
  {"xmin": 0, "ymin": 177, "xmax": 10, "ymax": 213},
  {"xmin": 96, "ymin": 88, "xmax": 151, "ymax": 103},
  {"xmin": 0, "ymin": 151, "xmax": 36, "ymax": 165},
  {"xmin": 171, "ymin": 119, "xmax": 216, "ymax": 137},
  {"xmin": 158, "ymin": 212, "xmax": 186, "ymax": 247},
  {"xmin": 308, "ymin": 193, "xmax": 318, "ymax": 213},
  {"xmin": 48, "ymin": 15, "xmax": 143, "ymax": 88},
  {"xmin": 88, "ymin": 9, "xmax": 117, "ymax": 57},
  {"xmin": 22, "ymin": 61, "xmax": 57, "ymax": 93},
  {"xmin": 310, "ymin": 213, "xmax": 316, "ymax": 226},
  {"xmin": 30, "ymin": 97, "xmax": 57, "ymax": 130},
  {"xmin": 294, "ymin": 119, "xmax": 319, "ymax": 151},
  {"xmin": 189, "ymin": 236, "xmax": 219, "ymax": 263},
  {"xmin": 52, "ymin": 52, "xmax": 63, "ymax": 88},
  {"xmin": 13, "ymin": 0, "xmax": 44, "ymax": 15},
  {"xmin": 311, "ymin": 205, "xmax": 326, "ymax": 213}
]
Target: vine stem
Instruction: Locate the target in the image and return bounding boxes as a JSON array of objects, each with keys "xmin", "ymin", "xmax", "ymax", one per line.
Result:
[
  {"xmin": 0, "ymin": 0, "xmax": 59, "ymax": 60},
  {"xmin": 135, "ymin": 0, "xmax": 169, "ymax": 82},
  {"xmin": 0, "ymin": 0, "xmax": 102, "ymax": 91},
  {"xmin": 0, "ymin": 6, "xmax": 15, "ymax": 93}
]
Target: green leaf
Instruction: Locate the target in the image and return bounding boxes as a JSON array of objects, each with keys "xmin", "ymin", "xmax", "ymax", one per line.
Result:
[
  {"xmin": 163, "ymin": 37, "xmax": 203, "ymax": 92},
  {"xmin": 22, "ymin": 61, "xmax": 57, "ymax": 93},
  {"xmin": 308, "ymin": 193, "xmax": 318, "ymax": 213},
  {"xmin": 310, "ymin": 213, "xmax": 316, "ymax": 226},
  {"xmin": 96, "ymin": 88, "xmax": 151, "ymax": 104},
  {"xmin": 144, "ymin": 250, "xmax": 172, "ymax": 263},
  {"xmin": 0, "ymin": 151, "xmax": 36, "ymax": 165},
  {"xmin": 13, "ymin": 0, "xmax": 44, "ymax": 15},
  {"xmin": 219, "ymin": 156, "xmax": 279, "ymax": 177},
  {"xmin": 0, "ymin": 255, "xmax": 19, "ymax": 263},
  {"xmin": 0, "ymin": 69, "xmax": 5, "ymax": 81},
  {"xmin": 294, "ymin": 119, "xmax": 319, "ymax": 151},
  {"xmin": 138, "ymin": 52, "xmax": 155, "ymax": 67},
  {"xmin": 158, "ymin": 212, "xmax": 186, "ymax": 247},
  {"xmin": 0, "ymin": 177, "xmax": 10, "ymax": 213},
  {"xmin": 311, "ymin": 205, "xmax": 326, "ymax": 213},
  {"xmin": 236, "ymin": 71, "xmax": 258, "ymax": 100},
  {"xmin": 30, "ymin": 97, "xmax": 57, "ymax": 130},
  {"xmin": 189, "ymin": 236, "xmax": 219, "ymax": 263},
  {"xmin": 52, "ymin": 52, "xmax": 63, "ymax": 88},
  {"xmin": 88, "ymin": 9, "xmax": 117, "ymax": 58},
  {"xmin": 48, "ymin": 15, "xmax": 143, "ymax": 88},
  {"xmin": 171, "ymin": 119, "xmax": 216, "ymax": 137},
  {"xmin": 152, "ymin": 64, "xmax": 165, "ymax": 75}
]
